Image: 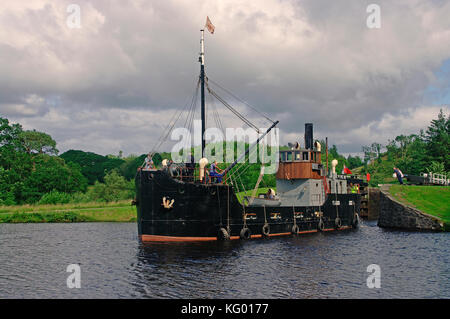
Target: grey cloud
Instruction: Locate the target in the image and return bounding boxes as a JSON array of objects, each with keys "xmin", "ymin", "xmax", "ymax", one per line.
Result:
[{"xmin": 1, "ymin": 0, "xmax": 449, "ymax": 155}]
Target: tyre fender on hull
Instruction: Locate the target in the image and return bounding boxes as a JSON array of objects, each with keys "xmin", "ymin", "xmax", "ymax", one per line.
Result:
[
  {"xmin": 352, "ymin": 213, "xmax": 360, "ymax": 228},
  {"xmin": 262, "ymin": 223, "xmax": 270, "ymax": 237},
  {"xmin": 240, "ymin": 227, "xmax": 251, "ymax": 240},
  {"xmin": 317, "ymin": 218, "xmax": 325, "ymax": 231},
  {"xmin": 217, "ymin": 227, "xmax": 230, "ymax": 240},
  {"xmin": 291, "ymin": 224, "xmax": 299, "ymax": 235},
  {"xmin": 335, "ymin": 217, "xmax": 342, "ymax": 229}
]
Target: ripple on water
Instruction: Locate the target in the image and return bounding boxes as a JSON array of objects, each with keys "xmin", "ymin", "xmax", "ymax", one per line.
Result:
[{"xmin": 0, "ymin": 221, "xmax": 449, "ymax": 298}]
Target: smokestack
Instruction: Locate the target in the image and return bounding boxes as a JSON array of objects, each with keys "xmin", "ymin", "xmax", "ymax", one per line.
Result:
[{"xmin": 305, "ymin": 123, "xmax": 313, "ymax": 150}]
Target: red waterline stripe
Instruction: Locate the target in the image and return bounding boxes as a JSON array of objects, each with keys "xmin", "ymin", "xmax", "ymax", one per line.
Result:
[
  {"xmin": 140, "ymin": 226, "xmax": 352, "ymax": 242},
  {"xmin": 141, "ymin": 235, "xmax": 217, "ymax": 242}
]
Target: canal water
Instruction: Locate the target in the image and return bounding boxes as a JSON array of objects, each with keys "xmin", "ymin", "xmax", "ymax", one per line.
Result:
[{"xmin": 0, "ymin": 221, "xmax": 448, "ymax": 298}]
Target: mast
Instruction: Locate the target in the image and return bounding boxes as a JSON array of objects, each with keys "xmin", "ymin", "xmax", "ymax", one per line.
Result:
[
  {"xmin": 326, "ymin": 137, "xmax": 329, "ymax": 176},
  {"xmin": 200, "ymin": 29, "xmax": 206, "ymax": 158}
]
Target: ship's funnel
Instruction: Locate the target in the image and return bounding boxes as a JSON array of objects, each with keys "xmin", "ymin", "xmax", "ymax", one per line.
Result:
[
  {"xmin": 305, "ymin": 123, "xmax": 313, "ymax": 150},
  {"xmin": 199, "ymin": 158, "xmax": 209, "ymax": 181},
  {"xmin": 331, "ymin": 159, "xmax": 338, "ymax": 174}
]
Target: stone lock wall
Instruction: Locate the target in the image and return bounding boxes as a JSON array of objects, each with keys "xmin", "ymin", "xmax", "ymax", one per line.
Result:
[
  {"xmin": 377, "ymin": 188, "xmax": 444, "ymax": 231},
  {"xmin": 367, "ymin": 187, "xmax": 380, "ymax": 220}
]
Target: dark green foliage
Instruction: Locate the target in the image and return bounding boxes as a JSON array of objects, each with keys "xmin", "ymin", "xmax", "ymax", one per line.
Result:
[
  {"xmin": 119, "ymin": 154, "xmax": 146, "ymax": 180},
  {"xmin": 18, "ymin": 154, "xmax": 88, "ymax": 204},
  {"xmin": 60, "ymin": 150, "xmax": 125, "ymax": 184},
  {"xmin": 19, "ymin": 130, "xmax": 58, "ymax": 155},
  {"xmin": 424, "ymin": 109, "xmax": 449, "ymax": 171},
  {"xmin": 38, "ymin": 191, "xmax": 72, "ymax": 205},
  {"xmin": 0, "ymin": 117, "xmax": 88, "ymax": 205},
  {"xmin": 2, "ymin": 109, "xmax": 447, "ymax": 205},
  {"xmin": 85, "ymin": 170, "xmax": 135, "ymax": 202},
  {"xmin": 329, "ymin": 144, "xmax": 347, "ymax": 173},
  {"xmin": 0, "ymin": 117, "xmax": 23, "ymax": 151},
  {"xmin": 361, "ymin": 110, "xmax": 449, "ymax": 185},
  {"xmin": 347, "ymin": 155, "xmax": 364, "ymax": 169}
]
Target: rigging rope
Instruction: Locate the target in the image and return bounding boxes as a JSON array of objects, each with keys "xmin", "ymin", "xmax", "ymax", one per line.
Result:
[
  {"xmin": 206, "ymin": 83, "xmax": 260, "ymax": 133},
  {"xmin": 250, "ymin": 140, "xmax": 265, "ymax": 202},
  {"xmin": 148, "ymin": 71, "xmax": 277, "ymax": 179},
  {"xmin": 226, "ymin": 140, "xmax": 260, "ymax": 181},
  {"xmin": 182, "ymin": 81, "xmax": 200, "ymax": 154},
  {"xmin": 150, "ymin": 79, "xmax": 200, "ymax": 155},
  {"xmin": 207, "ymin": 78, "xmax": 275, "ymax": 124}
]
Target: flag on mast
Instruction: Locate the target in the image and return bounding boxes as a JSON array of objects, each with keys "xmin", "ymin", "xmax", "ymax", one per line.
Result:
[{"xmin": 205, "ymin": 16, "xmax": 215, "ymax": 34}]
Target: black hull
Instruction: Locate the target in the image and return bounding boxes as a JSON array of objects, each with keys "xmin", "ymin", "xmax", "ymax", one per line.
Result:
[{"xmin": 135, "ymin": 170, "xmax": 361, "ymax": 242}]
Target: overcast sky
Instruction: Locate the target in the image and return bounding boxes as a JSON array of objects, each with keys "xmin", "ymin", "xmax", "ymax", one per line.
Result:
[{"xmin": 1, "ymin": 0, "xmax": 449, "ymax": 157}]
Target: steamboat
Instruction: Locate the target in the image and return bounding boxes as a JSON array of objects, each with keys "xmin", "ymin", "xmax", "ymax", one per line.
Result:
[{"xmin": 135, "ymin": 27, "xmax": 363, "ymax": 242}]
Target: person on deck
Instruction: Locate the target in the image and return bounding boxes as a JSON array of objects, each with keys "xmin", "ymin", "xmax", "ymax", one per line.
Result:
[
  {"xmin": 185, "ymin": 153, "xmax": 195, "ymax": 181},
  {"xmin": 209, "ymin": 160, "xmax": 223, "ymax": 183},
  {"xmin": 144, "ymin": 153, "xmax": 154, "ymax": 169},
  {"xmin": 348, "ymin": 183, "xmax": 354, "ymax": 194},
  {"xmin": 393, "ymin": 167, "xmax": 404, "ymax": 185}
]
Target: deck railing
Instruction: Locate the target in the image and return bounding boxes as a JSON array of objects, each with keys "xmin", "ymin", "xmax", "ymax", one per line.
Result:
[
  {"xmin": 420, "ymin": 172, "xmax": 449, "ymax": 185},
  {"xmin": 141, "ymin": 165, "xmax": 228, "ymax": 185}
]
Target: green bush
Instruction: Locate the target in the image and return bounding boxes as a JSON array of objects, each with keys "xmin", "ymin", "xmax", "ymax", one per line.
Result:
[
  {"xmin": 38, "ymin": 191, "xmax": 72, "ymax": 205},
  {"xmin": 0, "ymin": 191, "xmax": 16, "ymax": 206},
  {"xmin": 70, "ymin": 192, "xmax": 92, "ymax": 204},
  {"xmin": 85, "ymin": 170, "xmax": 134, "ymax": 202}
]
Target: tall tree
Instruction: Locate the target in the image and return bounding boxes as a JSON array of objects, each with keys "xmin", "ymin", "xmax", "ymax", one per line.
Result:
[
  {"xmin": 19, "ymin": 130, "xmax": 58, "ymax": 155},
  {"xmin": 0, "ymin": 117, "xmax": 25, "ymax": 170},
  {"xmin": 425, "ymin": 109, "xmax": 449, "ymax": 171},
  {"xmin": 362, "ymin": 145, "xmax": 376, "ymax": 164},
  {"xmin": 0, "ymin": 117, "xmax": 23, "ymax": 149}
]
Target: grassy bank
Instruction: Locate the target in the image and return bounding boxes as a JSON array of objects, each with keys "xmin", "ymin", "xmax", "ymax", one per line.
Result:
[
  {"xmin": 388, "ymin": 185, "xmax": 450, "ymax": 231},
  {"xmin": 0, "ymin": 200, "xmax": 136, "ymax": 223}
]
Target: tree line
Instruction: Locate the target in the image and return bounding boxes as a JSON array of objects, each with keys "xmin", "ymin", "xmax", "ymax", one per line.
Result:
[
  {"xmin": 0, "ymin": 117, "xmax": 136, "ymax": 205},
  {"xmin": 0, "ymin": 115, "xmax": 370, "ymax": 205},
  {"xmin": 360, "ymin": 109, "xmax": 449, "ymax": 186},
  {"xmin": 2, "ymin": 109, "xmax": 447, "ymax": 205}
]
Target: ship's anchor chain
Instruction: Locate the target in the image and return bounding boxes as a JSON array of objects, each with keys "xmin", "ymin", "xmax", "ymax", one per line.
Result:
[
  {"xmin": 262, "ymin": 206, "xmax": 270, "ymax": 238},
  {"xmin": 292, "ymin": 206, "xmax": 299, "ymax": 235},
  {"xmin": 162, "ymin": 197, "xmax": 174, "ymax": 209}
]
